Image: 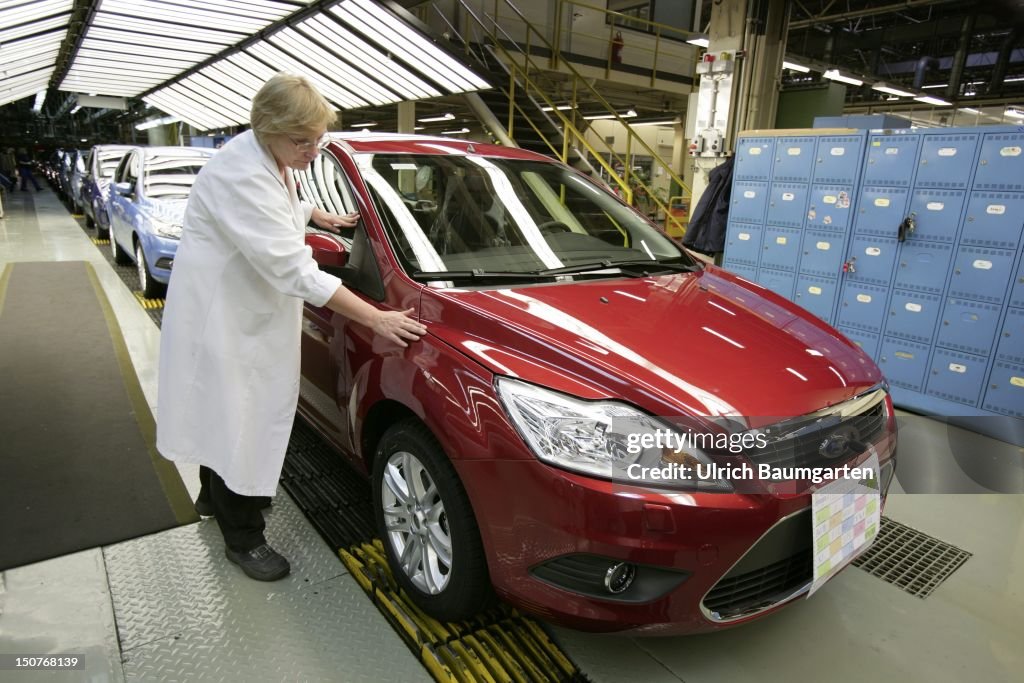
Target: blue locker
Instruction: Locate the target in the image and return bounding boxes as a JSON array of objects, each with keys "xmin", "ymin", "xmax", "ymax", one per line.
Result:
[
  {"xmin": 723, "ymin": 221, "xmax": 763, "ymax": 266},
  {"xmin": 893, "ymin": 241, "xmax": 954, "ymax": 294},
  {"xmin": 805, "ymin": 185, "xmax": 854, "ymax": 231},
  {"xmin": 960, "ymin": 192, "xmax": 1024, "ymax": 250},
  {"xmin": 864, "ymin": 133, "xmax": 921, "ymax": 187},
  {"xmin": 926, "ymin": 349, "xmax": 988, "ymax": 407},
  {"xmin": 761, "ymin": 226, "xmax": 802, "ymax": 271},
  {"xmin": 936, "ymin": 298, "xmax": 1002, "ymax": 356},
  {"xmin": 794, "ymin": 274, "xmax": 839, "ymax": 321},
  {"xmin": 854, "ymin": 186, "xmax": 910, "ymax": 237},
  {"xmin": 772, "ymin": 137, "xmax": 816, "ymax": 182},
  {"xmin": 799, "ymin": 230, "xmax": 845, "ymax": 277},
  {"xmin": 982, "ymin": 361, "xmax": 1024, "ymax": 417},
  {"xmin": 766, "ymin": 182, "xmax": 809, "ymax": 227},
  {"xmin": 916, "ymin": 133, "xmax": 979, "ymax": 189},
  {"xmin": 878, "ymin": 337, "xmax": 931, "ymax": 391},
  {"xmin": 722, "ymin": 261, "xmax": 758, "ymax": 282},
  {"xmin": 838, "ymin": 281, "xmax": 889, "ymax": 333},
  {"xmin": 884, "ymin": 290, "xmax": 942, "ymax": 344},
  {"xmin": 757, "ymin": 268, "xmax": 796, "ymax": 299},
  {"xmin": 905, "ymin": 189, "xmax": 966, "ymax": 243},
  {"xmin": 845, "ymin": 235, "xmax": 899, "ymax": 286},
  {"xmin": 838, "ymin": 326, "xmax": 881, "ymax": 360},
  {"xmin": 996, "ymin": 307, "xmax": 1024, "ymax": 364},
  {"xmin": 1011, "ymin": 257, "xmax": 1024, "ymax": 309},
  {"xmin": 948, "ymin": 247, "xmax": 1016, "ymax": 304},
  {"xmin": 973, "ymin": 132, "xmax": 1024, "ymax": 192},
  {"xmin": 734, "ymin": 137, "xmax": 776, "ymax": 180},
  {"xmin": 813, "ymin": 135, "xmax": 864, "ymax": 185},
  {"xmin": 731, "ymin": 181, "xmax": 769, "ymax": 224}
]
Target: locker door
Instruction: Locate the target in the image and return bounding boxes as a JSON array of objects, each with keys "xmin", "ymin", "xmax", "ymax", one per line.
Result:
[
  {"xmin": 723, "ymin": 261, "xmax": 758, "ymax": 282},
  {"xmin": 960, "ymin": 192, "xmax": 1024, "ymax": 250},
  {"xmin": 838, "ymin": 327, "xmax": 881, "ymax": 361},
  {"xmin": 734, "ymin": 137, "xmax": 775, "ymax": 180},
  {"xmin": 838, "ymin": 281, "xmax": 889, "ymax": 333},
  {"xmin": 905, "ymin": 189, "xmax": 966, "ymax": 243},
  {"xmin": 995, "ymin": 307, "xmax": 1024, "ymax": 365},
  {"xmin": 973, "ymin": 132, "xmax": 1024, "ymax": 191},
  {"xmin": 813, "ymin": 135, "xmax": 864, "ymax": 185},
  {"xmin": 766, "ymin": 182, "xmax": 809, "ymax": 228},
  {"xmin": 948, "ymin": 247, "xmax": 1016, "ymax": 304},
  {"xmin": 936, "ymin": 298, "xmax": 1002, "ymax": 356},
  {"xmin": 983, "ymin": 361, "xmax": 1024, "ymax": 417},
  {"xmin": 723, "ymin": 221, "xmax": 764, "ymax": 266},
  {"xmin": 884, "ymin": 290, "xmax": 942, "ymax": 344},
  {"xmin": 761, "ymin": 226, "xmax": 802, "ymax": 271},
  {"xmin": 799, "ymin": 230, "xmax": 845, "ymax": 277},
  {"xmin": 794, "ymin": 274, "xmax": 839, "ymax": 322},
  {"xmin": 854, "ymin": 187, "xmax": 910, "ymax": 237},
  {"xmin": 772, "ymin": 137, "xmax": 816, "ymax": 182},
  {"xmin": 846, "ymin": 235, "xmax": 899, "ymax": 286},
  {"xmin": 864, "ymin": 133, "xmax": 921, "ymax": 187},
  {"xmin": 893, "ymin": 242, "xmax": 954, "ymax": 294},
  {"xmin": 806, "ymin": 185, "xmax": 854, "ymax": 231},
  {"xmin": 731, "ymin": 181, "xmax": 769, "ymax": 223},
  {"xmin": 757, "ymin": 268, "xmax": 796, "ymax": 299},
  {"xmin": 926, "ymin": 349, "xmax": 988, "ymax": 406},
  {"xmin": 1011, "ymin": 258, "xmax": 1024, "ymax": 309},
  {"xmin": 916, "ymin": 133, "xmax": 979, "ymax": 189},
  {"xmin": 878, "ymin": 337, "xmax": 931, "ymax": 391}
]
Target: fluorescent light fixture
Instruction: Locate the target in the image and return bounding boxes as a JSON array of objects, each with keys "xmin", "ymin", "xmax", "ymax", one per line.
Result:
[
  {"xmin": 872, "ymin": 83, "xmax": 915, "ymax": 97},
  {"xmin": 440, "ymin": 128, "xmax": 471, "ymax": 135},
  {"xmin": 782, "ymin": 61, "xmax": 810, "ymax": 73},
  {"xmin": 1006, "ymin": 108, "xmax": 1024, "ymax": 119},
  {"xmin": 823, "ymin": 69, "xmax": 863, "ymax": 86},
  {"xmin": 70, "ymin": 105, "xmax": 82, "ymax": 114},
  {"xmin": 350, "ymin": 122, "xmax": 378, "ymax": 128},
  {"xmin": 959, "ymin": 108, "xmax": 980, "ymax": 115},
  {"xmin": 541, "ymin": 105, "xmax": 576, "ymax": 111},
  {"xmin": 418, "ymin": 113, "xmax": 455, "ymax": 123},
  {"xmin": 687, "ymin": 37, "xmax": 710, "ymax": 48},
  {"xmin": 32, "ymin": 91, "xmax": 46, "ymax": 112},
  {"xmin": 245, "ymin": 42, "xmax": 365, "ymax": 109},
  {"xmin": 80, "ymin": 138, "xmax": 87, "ymax": 142},
  {"xmin": 134, "ymin": 115, "xmax": 180, "ymax": 130},
  {"xmin": 413, "ymin": 126, "xmax": 425, "ymax": 131},
  {"xmin": 583, "ymin": 109, "xmax": 638, "ymax": 120},
  {"xmin": 914, "ymin": 95, "xmax": 951, "ymax": 106},
  {"xmin": 631, "ymin": 119, "xmax": 678, "ymax": 127},
  {"xmin": 270, "ymin": 27, "xmax": 391, "ymax": 105}
]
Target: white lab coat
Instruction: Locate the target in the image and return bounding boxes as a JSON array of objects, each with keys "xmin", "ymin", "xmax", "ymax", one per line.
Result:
[{"xmin": 156, "ymin": 131, "xmax": 340, "ymax": 496}]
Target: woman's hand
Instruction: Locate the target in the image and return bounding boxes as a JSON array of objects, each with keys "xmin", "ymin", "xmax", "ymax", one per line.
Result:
[
  {"xmin": 371, "ymin": 308, "xmax": 428, "ymax": 347},
  {"xmin": 311, "ymin": 207, "xmax": 359, "ymax": 233}
]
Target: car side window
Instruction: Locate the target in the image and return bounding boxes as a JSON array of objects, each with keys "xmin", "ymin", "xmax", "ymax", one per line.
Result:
[{"xmin": 125, "ymin": 153, "xmax": 140, "ymax": 190}]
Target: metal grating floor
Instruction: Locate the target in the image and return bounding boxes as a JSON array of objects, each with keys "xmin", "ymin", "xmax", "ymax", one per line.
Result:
[{"xmin": 852, "ymin": 517, "xmax": 972, "ymax": 598}]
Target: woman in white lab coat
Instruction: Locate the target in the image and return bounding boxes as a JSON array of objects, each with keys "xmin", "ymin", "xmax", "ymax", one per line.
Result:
[{"xmin": 156, "ymin": 74, "xmax": 426, "ymax": 581}]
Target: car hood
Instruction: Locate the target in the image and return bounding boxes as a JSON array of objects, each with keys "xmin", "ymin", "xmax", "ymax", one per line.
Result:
[
  {"xmin": 419, "ymin": 266, "xmax": 881, "ymax": 425},
  {"xmin": 145, "ymin": 198, "xmax": 188, "ymax": 225}
]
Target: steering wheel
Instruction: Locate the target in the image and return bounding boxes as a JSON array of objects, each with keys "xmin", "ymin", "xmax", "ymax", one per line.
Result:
[{"xmin": 537, "ymin": 220, "xmax": 572, "ymax": 235}]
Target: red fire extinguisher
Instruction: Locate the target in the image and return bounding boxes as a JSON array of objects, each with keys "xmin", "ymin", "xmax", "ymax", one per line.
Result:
[{"xmin": 611, "ymin": 31, "xmax": 624, "ymax": 64}]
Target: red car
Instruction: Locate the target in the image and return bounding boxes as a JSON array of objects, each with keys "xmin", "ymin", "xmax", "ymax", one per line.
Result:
[{"xmin": 295, "ymin": 134, "xmax": 898, "ymax": 635}]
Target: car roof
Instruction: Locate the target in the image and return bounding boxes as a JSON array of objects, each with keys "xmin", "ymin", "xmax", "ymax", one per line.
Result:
[
  {"xmin": 328, "ymin": 132, "xmax": 553, "ymax": 162},
  {"xmin": 140, "ymin": 146, "xmax": 215, "ymax": 157}
]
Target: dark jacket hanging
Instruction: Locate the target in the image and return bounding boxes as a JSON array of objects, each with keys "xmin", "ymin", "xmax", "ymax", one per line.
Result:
[{"xmin": 682, "ymin": 156, "xmax": 735, "ymax": 255}]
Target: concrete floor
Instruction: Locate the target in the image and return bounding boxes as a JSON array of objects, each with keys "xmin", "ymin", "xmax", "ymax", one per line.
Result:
[{"xmin": 0, "ymin": 186, "xmax": 1021, "ymax": 682}]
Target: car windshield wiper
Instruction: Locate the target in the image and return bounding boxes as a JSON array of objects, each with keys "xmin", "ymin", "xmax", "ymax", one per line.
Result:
[
  {"xmin": 536, "ymin": 258, "xmax": 703, "ymax": 276},
  {"xmin": 410, "ymin": 269, "xmax": 559, "ymax": 283}
]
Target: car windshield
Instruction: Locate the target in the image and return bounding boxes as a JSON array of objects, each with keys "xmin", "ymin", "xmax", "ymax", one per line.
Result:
[
  {"xmin": 143, "ymin": 155, "xmax": 210, "ymax": 200},
  {"xmin": 98, "ymin": 151, "xmax": 127, "ymax": 179},
  {"xmin": 358, "ymin": 153, "xmax": 693, "ymax": 283}
]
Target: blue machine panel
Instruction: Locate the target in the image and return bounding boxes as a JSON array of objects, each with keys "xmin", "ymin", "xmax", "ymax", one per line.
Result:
[
  {"xmin": 805, "ymin": 185, "xmax": 854, "ymax": 231},
  {"xmin": 794, "ymin": 274, "xmax": 839, "ymax": 321},
  {"xmin": 982, "ymin": 361, "xmax": 1024, "ymax": 417},
  {"xmin": 772, "ymin": 137, "xmax": 816, "ymax": 181},
  {"xmin": 926, "ymin": 348, "xmax": 988, "ymax": 407},
  {"xmin": 879, "ymin": 337, "xmax": 931, "ymax": 391},
  {"xmin": 723, "ymin": 221, "xmax": 763, "ymax": 266},
  {"xmin": 813, "ymin": 135, "xmax": 864, "ymax": 184},
  {"xmin": 766, "ymin": 182, "xmax": 810, "ymax": 228},
  {"xmin": 757, "ymin": 268, "xmax": 796, "ymax": 299},
  {"xmin": 838, "ymin": 281, "xmax": 889, "ymax": 333},
  {"xmin": 893, "ymin": 241, "xmax": 954, "ymax": 294},
  {"xmin": 799, "ymin": 230, "xmax": 845, "ymax": 277},
  {"xmin": 734, "ymin": 137, "xmax": 776, "ymax": 180},
  {"xmin": 948, "ymin": 247, "xmax": 1016, "ymax": 304},
  {"xmin": 973, "ymin": 132, "xmax": 1024, "ymax": 192},
  {"xmin": 761, "ymin": 226, "xmax": 802, "ymax": 271},
  {"xmin": 996, "ymin": 307, "xmax": 1024, "ymax": 364},
  {"xmin": 1011, "ymin": 257, "xmax": 1024, "ymax": 308},
  {"xmin": 722, "ymin": 261, "xmax": 758, "ymax": 282},
  {"xmin": 838, "ymin": 326, "xmax": 880, "ymax": 360},
  {"xmin": 905, "ymin": 189, "xmax": 966, "ymax": 243},
  {"xmin": 916, "ymin": 133, "xmax": 979, "ymax": 189},
  {"xmin": 731, "ymin": 181, "xmax": 769, "ymax": 224},
  {"xmin": 854, "ymin": 186, "xmax": 910, "ymax": 237},
  {"xmin": 960, "ymin": 192, "xmax": 1024, "ymax": 250},
  {"xmin": 864, "ymin": 133, "xmax": 921, "ymax": 187},
  {"xmin": 846, "ymin": 235, "xmax": 899, "ymax": 285},
  {"xmin": 936, "ymin": 298, "xmax": 1002, "ymax": 356},
  {"xmin": 884, "ymin": 290, "xmax": 942, "ymax": 344}
]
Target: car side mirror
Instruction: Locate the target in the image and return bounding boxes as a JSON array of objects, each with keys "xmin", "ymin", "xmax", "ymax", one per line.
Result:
[
  {"xmin": 111, "ymin": 181, "xmax": 132, "ymax": 197},
  {"xmin": 306, "ymin": 233, "xmax": 348, "ymax": 269}
]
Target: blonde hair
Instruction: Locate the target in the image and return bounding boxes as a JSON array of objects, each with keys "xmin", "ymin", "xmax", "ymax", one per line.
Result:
[{"xmin": 250, "ymin": 73, "xmax": 336, "ymax": 143}]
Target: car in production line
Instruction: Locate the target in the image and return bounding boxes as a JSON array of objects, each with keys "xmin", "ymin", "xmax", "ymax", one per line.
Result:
[
  {"xmin": 108, "ymin": 146, "xmax": 214, "ymax": 298},
  {"xmin": 81, "ymin": 144, "xmax": 137, "ymax": 238},
  {"xmin": 293, "ymin": 134, "xmax": 898, "ymax": 635}
]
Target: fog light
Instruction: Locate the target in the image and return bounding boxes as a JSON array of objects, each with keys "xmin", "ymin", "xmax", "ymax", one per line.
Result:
[{"xmin": 604, "ymin": 562, "xmax": 636, "ymax": 594}]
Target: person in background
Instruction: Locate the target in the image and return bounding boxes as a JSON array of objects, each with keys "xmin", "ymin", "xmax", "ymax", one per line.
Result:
[
  {"xmin": 156, "ymin": 73, "xmax": 427, "ymax": 582},
  {"xmin": 15, "ymin": 147, "xmax": 42, "ymax": 192},
  {"xmin": 0, "ymin": 148, "xmax": 17, "ymax": 191}
]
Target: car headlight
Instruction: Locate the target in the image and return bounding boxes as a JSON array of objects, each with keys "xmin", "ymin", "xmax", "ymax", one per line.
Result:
[
  {"xmin": 152, "ymin": 219, "xmax": 182, "ymax": 239},
  {"xmin": 496, "ymin": 377, "xmax": 731, "ymax": 491}
]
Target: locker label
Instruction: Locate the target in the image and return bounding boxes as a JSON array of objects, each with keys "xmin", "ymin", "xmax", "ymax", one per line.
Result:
[
  {"xmin": 885, "ymin": 147, "xmax": 900, "ymax": 155},
  {"xmin": 749, "ymin": 147, "xmax": 763, "ymax": 155},
  {"xmin": 905, "ymin": 302, "xmax": 922, "ymax": 312},
  {"xmin": 776, "ymin": 236, "xmax": 788, "ymax": 245},
  {"xmin": 1011, "ymin": 377, "xmax": 1024, "ymax": 387},
  {"xmin": 856, "ymin": 294, "xmax": 873, "ymax": 303},
  {"xmin": 823, "ymin": 195, "xmax": 837, "ymax": 204},
  {"xmin": 787, "ymin": 147, "xmax": 801, "ymax": 156},
  {"xmin": 744, "ymin": 190, "xmax": 756, "ymax": 198},
  {"xmin": 937, "ymin": 148, "xmax": 958, "ymax": 157},
  {"xmin": 830, "ymin": 147, "xmax": 846, "ymax": 156},
  {"xmin": 948, "ymin": 363, "xmax": 967, "ymax": 374},
  {"xmin": 808, "ymin": 286, "xmax": 823, "ymax": 295},
  {"xmin": 837, "ymin": 192, "xmax": 850, "ymax": 209},
  {"xmin": 894, "ymin": 351, "xmax": 915, "ymax": 359},
  {"xmin": 986, "ymin": 204, "xmax": 1006, "ymax": 215},
  {"xmin": 782, "ymin": 192, "xmax": 795, "ymax": 201},
  {"xmin": 999, "ymin": 146, "xmax": 1021, "ymax": 157},
  {"xmin": 816, "ymin": 241, "xmax": 831, "ymax": 250},
  {"xmin": 972, "ymin": 259, "xmax": 993, "ymax": 270},
  {"xmin": 865, "ymin": 247, "xmax": 882, "ymax": 256},
  {"xmin": 738, "ymin": 233, "xmax": 751, "ymax": 241},
  {"xmin": 926, "ymin": 202, "xmax": 945, "ymax": 211},
  {"xmin": 874, "ymin": 198, "xmax": 891, "ymax": 207}
]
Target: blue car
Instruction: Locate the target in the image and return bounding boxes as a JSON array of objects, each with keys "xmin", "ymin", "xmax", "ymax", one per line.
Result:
[
  {"xmin": 108, "ymin": 146, "xmax": 215, "ymax": 298},
  {"xmin": 81, "ymin": 144, "xmax": 137, "ymax": 237}
]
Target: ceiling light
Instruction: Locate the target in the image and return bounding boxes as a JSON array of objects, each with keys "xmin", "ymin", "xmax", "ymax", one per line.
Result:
[
  {"xmin": 631, "ymin": 119, "xmax": 678, "ymax": 127},
  {"xmin": 70, "ymin": 105, "xmax": 81, "ymax": 114},
  {"xmin": 823, "ymin": 69, "xmax": 863, "ymax": 86},
  {"xmin": 1006, "ymin": 108, "xmax": 1024, "ymax": 119},
  {"xmin": 959, "ymin": 107, "xmax": 980, "ymax": 115},
  {"xmin": 350, "ymin": 121, "xmax": 378, "ymax": 128},
  {"xmin": 541, "ymin": 105, "xmax": 575, "ymax": 111},
  {"xmin": 418, "ymin": 113, "xmax": 455, "ymax": 122},
  {"xmin": 583, "ymin": 109, "xmax": 637, "ymax": 120},
  {"xmin": 687, "ymin": 37, "xmax": 710, "ymax": 48},
  {"xmin": 440, "ymin": 127, "xmax": 470, "ymax": 135},
  {"xmin": 915, "ymin": 95, "xmax": 951, "ymax": 106},
  {"xmin": 872, "ymin": 83, "xmax": 915, "ymax": 97},
  {"xmin": 782, "ymin": 61, "xmax": 810, "ymax": 73},
  {"xmin": 32, "ymin": 90, "xmax": 46, "ymax": 112}
]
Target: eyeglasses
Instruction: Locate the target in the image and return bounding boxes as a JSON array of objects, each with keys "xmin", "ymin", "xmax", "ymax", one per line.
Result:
[{"xmin": 285, "ymin": 133, "xmax": 331, "ymax": 151}]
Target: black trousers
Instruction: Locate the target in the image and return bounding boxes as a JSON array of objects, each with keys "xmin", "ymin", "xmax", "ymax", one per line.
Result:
[{"xmin": 198, "ymin": 465, "xmax": 267, "ymax": 553}]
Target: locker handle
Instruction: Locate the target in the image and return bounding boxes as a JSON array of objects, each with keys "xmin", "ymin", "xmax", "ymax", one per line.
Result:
[{"xmin": 897, "ymin": 212, "xmax": 917, "ymax": 242}]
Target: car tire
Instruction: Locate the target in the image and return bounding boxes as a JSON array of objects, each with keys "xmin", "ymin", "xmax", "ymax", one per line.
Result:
[
  {"xmin": 135, "ymin": 242, "xmax": 165, "ymax": 299},
  {"xmin": 85, "ymin": 211, "xmax": 95, "ymax": 229},
  {"xmin": 111, "ymin": 229, "xmax": 131, "ymax": 265},
  {"xmin": 373, "ymin": 418, "xmax": 494, "ymax": 622}
]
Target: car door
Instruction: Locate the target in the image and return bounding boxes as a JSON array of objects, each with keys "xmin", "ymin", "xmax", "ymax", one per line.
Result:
[{"xmin": 109, "ymin": 151, "xmax": 139, "ymax": 251}]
